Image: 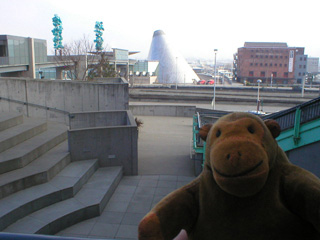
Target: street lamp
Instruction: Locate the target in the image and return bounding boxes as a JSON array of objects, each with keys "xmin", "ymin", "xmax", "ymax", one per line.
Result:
[
  {"xmin": 257, "ymin": 79, "xmax": 262, "ymax": 112},
  {"xmin": 176, "ymin": 57, "xmax": 178, "ymax": 90},
  {"xmin": 212, "ymin": 49, "xmax": 218, "ymax": 109},
  {"xmin": 301, "ymin": 73, "xmax": 307, "ymax": 97}
]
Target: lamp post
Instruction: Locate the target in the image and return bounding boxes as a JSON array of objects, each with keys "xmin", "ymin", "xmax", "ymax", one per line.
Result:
[
  {"xmin": 212, "ymin": 49, "xmax": 218, "ymax": 109},
  {"xmin": 257, "ymin": 79, "xmax": 262, "ymax": 112},
  {"xmin": 301, "ymin": 74, "xmax": 307, "ymax": 97},
  {"xmin": 176, "ymin": 57, "xmax": 178, "ymax": 90}
]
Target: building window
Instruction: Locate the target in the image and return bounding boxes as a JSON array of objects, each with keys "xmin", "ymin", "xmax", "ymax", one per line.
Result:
[
  {"xmin": 250, "ymin": 63, "xmax": 253, "ymax": 66},
  {"xmin": 275, "ymin": 63, "xmax": 278, "ymax": 66},
  {"xmin": 256, "ymin": 55, "xmax": 258, "ymax": 58},
  {"xmin": 303, "ymin": 65, "xmax": 306, "ymax": 68},
  {"xmin": 284, "ymin": 72, "xmax": 288, "ymax": 78},
  {"xmin": 300, "ymin": 57, "xmax": 303, "ymax": 61},
  {"xmin": 280, "ymin": 63, "xmax": 282, "ymax": 67},
  {"xmin": 284, "ymin": 64, "xmax": 287, "ymax": 67},
  {"xmin": 265, "ymin": 63, "xmax": 268, "ymax": 66},
  {"xmin": 260, "ymin": 71, "xmax": 265, "ymax": 77},
  {"xmin": 0, "ymin": 40, "xmax": 7, "ymax": 57},
  {"xmin": 260, "ymin": 63, "xmax": 263, "ymax": 66},
  {"xmin": 260, "ymin": 55, "xmax": 263, "ymax": 59},
  {"xmin": 299, "ymin": 72, "xmax": 301, "ymax": 76},
  {"xmin": 272, "ymin": 72, "xmax": 277, "ymax": 77},
  {"xmin": 285, "ymin": 56, "xmax": 288, "ymax": 59},
  {"xmin": 255, "ymin": 63, "xmax": 258, "ymax": 66},
  {"xmin": 270, "ymin": 56, "xmax": 273, "ymax": 59},
  {"xmin": 249, "ymin": 71, "xmax": 254, "ymax": 76},
  {"xmin": 265, "ymin": 55, "xmax": 268, "ymax": 58},
  {"xmin": 270, "ymin": 63, "xmax": 273, "ymax": 66},
  {"xmin": 275, "ymin": 56, "xmax": 278, "ymax": 59}
]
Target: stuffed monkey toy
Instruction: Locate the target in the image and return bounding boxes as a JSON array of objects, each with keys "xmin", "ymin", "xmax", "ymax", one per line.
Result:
[{"xmin": 138, "ymin": 112, "xmax": 320, "ymax": 240}]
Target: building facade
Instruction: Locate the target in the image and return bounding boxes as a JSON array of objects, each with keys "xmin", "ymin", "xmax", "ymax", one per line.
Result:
[
  {"xmin": 234, "ymin": 42, "xmax": 308, "ymax": 85},
  {"xmin": 0, "ymin": 35, "xmax": 48, "ymax": 78},
  {"xmin": 307, "ymin": 57, "xmax": 319, "ymax": 73},
  {"xmin": 0, "ymin": 35, "xmax": 139, "ymax": 81}
]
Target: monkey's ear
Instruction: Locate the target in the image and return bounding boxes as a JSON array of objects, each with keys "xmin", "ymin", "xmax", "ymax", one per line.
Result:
[
  {"xmin": 264, "ymin": 119, "xmax": 281, "ymax": 139},
  {"xmin": 199, "ymin": 124, "xmax": 213, "ymax": 141}
]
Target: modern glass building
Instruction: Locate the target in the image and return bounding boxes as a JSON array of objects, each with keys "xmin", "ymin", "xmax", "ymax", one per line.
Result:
[
  {"xmin": 133, "ymin": 60, "xmax": 159, "ymax": 76},
  {"xmin": 0, "ymin": 35, "xmax": 139, "ymax": 81},
  {"xmin": 0, "ymin": 35, "xmax": 47, "ymax": 66}
]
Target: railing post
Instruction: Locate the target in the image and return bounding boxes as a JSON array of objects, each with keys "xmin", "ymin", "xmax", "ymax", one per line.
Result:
[{"xmin": 293, "ymin": 108, "xmax": 301, "ymax": 145}]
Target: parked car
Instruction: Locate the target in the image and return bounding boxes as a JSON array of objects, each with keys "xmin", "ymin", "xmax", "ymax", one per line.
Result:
[
  {"xmin": 197, "ymin": 80, "xmax": 206, "ymax": 85},
  {"xmin": 247, "ymin": 110, "xmax": 267, "ymax": 116},
  {"xmin": 206, "ymin": 79, "xmax": 215, "ymax": 85}
]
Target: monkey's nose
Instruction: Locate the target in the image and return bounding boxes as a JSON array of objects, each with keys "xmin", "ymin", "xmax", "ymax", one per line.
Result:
[{"xmin": 226, "ymin": 151, "xmax": 241, "ymax": 167}]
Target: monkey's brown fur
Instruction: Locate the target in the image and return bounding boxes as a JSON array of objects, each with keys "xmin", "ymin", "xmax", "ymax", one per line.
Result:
[{"xmin": 139, "ymin": 112, "xmax": 320, "ymax": 240}]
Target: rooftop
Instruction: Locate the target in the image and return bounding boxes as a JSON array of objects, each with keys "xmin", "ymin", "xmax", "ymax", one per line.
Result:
[{"xmin": 244, "ymin": 42, "xmax": 288, "ymax": 48}]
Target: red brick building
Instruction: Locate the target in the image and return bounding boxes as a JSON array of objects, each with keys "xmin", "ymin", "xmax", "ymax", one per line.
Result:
[{"xmin": 234, "ymin": 42, "xmax": 307, "ymax": 85}]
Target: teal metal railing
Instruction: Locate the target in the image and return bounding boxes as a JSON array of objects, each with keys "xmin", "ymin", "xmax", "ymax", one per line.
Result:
[{"xmin": 263, "ymin": 96, "xmax": 320, "ymax": 151}]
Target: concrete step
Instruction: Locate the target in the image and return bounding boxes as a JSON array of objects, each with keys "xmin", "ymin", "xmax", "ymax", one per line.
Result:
[
  {"xmin": 0, "ymin": 112, "xmax": 23, "ymax": 132},
  {"xmin": 0, "ymin": 118, "xmax": 47, "ymax": 153},
  {"xmin": 3, "ymin": 166, "xmax": 123, "ymax": 235},
  {"xmin": 0, "ymin": 122, "xmax": 67, "ymax": 174},
  {"xmin": 0, "ymin": 159, "xmax": 99, "ymax": 231},
  {"xmin": 0, "ymin": 141, "xmax": 70, "ymax": 199}
]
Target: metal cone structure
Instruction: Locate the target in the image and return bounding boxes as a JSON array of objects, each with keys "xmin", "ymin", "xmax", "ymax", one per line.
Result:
[{"xmin": 148, "ymin": 30, "xmax": 199, "ymax": 84}]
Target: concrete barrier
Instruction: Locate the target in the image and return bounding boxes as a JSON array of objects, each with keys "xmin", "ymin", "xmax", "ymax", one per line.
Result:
[
  {"xmin": 0, "ymin": 77, "xmax": 129, "ymax": 124},
  {"xmin": 68, "ymin": 110, "xmax": 138, "ymax": 175},
  {"xmin": 129, "ymin": 105, "xmax": 196, "ymax": 117}
]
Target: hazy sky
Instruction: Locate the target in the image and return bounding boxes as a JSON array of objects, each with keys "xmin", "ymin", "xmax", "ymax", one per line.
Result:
[{"xmin": 1, "ymin": 0, "xmax": 319, "ymax": 61}]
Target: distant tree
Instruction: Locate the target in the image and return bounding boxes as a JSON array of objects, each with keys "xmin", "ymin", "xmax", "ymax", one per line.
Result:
[
  {"xmin": 54, "ymin": 35, "xmax": 116, "ymax": 81},
  {"xmin": 88, "ymin": 21, "xmax": 116, "ymax": 79},
  {"xmin": 87, "ymin": 52, "xmax": 117, "ymax": 80}
]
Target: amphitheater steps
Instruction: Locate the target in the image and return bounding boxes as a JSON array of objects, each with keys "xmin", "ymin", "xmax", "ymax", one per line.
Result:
[
  {"xmin": 0, "ymin": 121, "xmax": 67, "ymax": 175},
  {"xmin": 0, "ymin": 159, "xmax": 99, "ymax": 231},
  {"xmin": 0, "ymin": 118, "xmax": 47, "ymax": 154},
  {"xmin": 3, "ymin": 166, "xmax": 122, "ymax": 235},
  {"xmin": 0, "ymin": 112, "xmax": 23, "ymax": 132},
  {"xmin": 0, "ymin": 112, "xmax": 124, "ymax": 236}
]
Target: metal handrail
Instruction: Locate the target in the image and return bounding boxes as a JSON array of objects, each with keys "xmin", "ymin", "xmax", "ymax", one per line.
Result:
[
  {"xmin": 263, "ymin": 96, "xmax": 320, "ymax": 131},
  {"xmin": 0, "ymin": 96, "xmax": 69, "ymax": 115}
]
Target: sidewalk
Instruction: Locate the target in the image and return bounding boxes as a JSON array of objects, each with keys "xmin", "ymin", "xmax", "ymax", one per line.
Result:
[{"xmin": 56, "ymin": 116, "xmax": 196, "ymax": 239}]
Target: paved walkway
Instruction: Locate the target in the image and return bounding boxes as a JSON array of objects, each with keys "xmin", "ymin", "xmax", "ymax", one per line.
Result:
[{"xmin": 56, "ymin": 116, "xmax": 196, "ymax": 239}]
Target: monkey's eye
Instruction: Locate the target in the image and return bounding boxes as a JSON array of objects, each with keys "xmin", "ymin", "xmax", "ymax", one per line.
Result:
[
  {"xmin": 248, "ymin": 125, "xmax": 255, "ymax": 134},
  {"xmin": 216, "ymin": 129, "xmax": 221, "ymax": 137}
]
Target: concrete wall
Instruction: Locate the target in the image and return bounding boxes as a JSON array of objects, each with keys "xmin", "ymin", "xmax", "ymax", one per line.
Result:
[
  {"xmin": 129, "ymin": 76, "xmax": 157, "ymax": 85},
  {"xmin": 68, "ymin": 111, "xmax": 138, "ymax": 175},
  {"xmin": 0, "ymin": 77, "xmax": 129, "ymax": 124},
  {"xmin": 69, "ymin": 110, "xmax": 129, "ymax": 129},
  {"xmin": 129, "ymin": 105, "xmax": 196, "ymax": 117}
]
